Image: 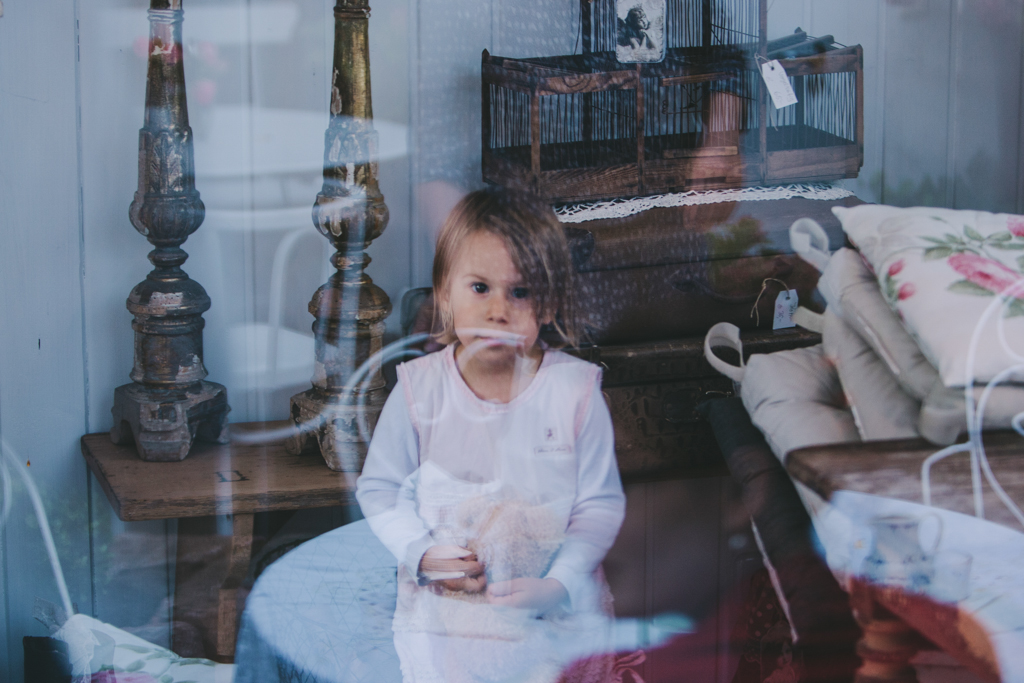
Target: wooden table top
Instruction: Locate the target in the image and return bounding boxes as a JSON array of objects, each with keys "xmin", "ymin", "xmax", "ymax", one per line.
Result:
[
  {"xmin": 81, "ymin": 423, "xmax": 358, "ymax": 522},
  {"xmin": 786, "ymin": 431, "xmax": 1024, "ymax": 530}
]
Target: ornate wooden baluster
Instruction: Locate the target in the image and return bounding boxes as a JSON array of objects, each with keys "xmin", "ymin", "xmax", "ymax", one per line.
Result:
[
  {"xmin": 287, "ymin": 0, "xmax": 391, "ymax": 471},
  {"xmin": 111, "ymin": 0, "xmax": 230, "ymax": 461},
  {"xmin": 850, "ymin": 579, "xmax": 924, "ymax": 683}
]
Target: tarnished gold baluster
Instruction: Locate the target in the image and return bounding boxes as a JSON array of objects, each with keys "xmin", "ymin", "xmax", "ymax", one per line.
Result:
[
  {"xmin": 287, "ymin": 0, "xmax": 391, "ymax": 472},
  {"xmin": 111, "ymin": 0, "xmax": 230, "ymax": 461}
]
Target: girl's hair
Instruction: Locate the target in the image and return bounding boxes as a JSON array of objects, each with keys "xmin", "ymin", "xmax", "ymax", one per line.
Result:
[{"xmin": 432, "ymin": 186, "xmax": 581, "ymax": 348}]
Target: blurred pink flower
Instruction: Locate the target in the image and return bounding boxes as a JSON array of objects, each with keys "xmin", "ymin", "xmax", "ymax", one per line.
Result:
[
  {"xmin": 948, "ymin": 252, "xmax": 1023, "ymax": 296},
  {"xmin": 858, "ymin": 253, "xmax": 876, "ymax": 275},
  {"xmin": 194, "ymin": 79, "xmax": 217, "ymax": 106},
  {"xmin": 92, "ymin": 670, "xmax": 160, "ymax": 683},
  {"xmin": 195, "ymin": 41, "xmax": 227, "ymax": 71},
  {"xmin": 197, "ymin": 41, "xmax": 218, "ymax": 65},
  {"xmin": 897, "ymin": 283, "xmax": 916, "ymax": 300},
  {"xmin": 887, "ymin": 259, "xmax": 905, "ymax": 277},
  {"xmin": 1009, "ymin": 216, "xmax": 1024, "ymax": 238},
  {"xmin": 133, "ymin": 36, "xmax": 149, "ymax": 60}
]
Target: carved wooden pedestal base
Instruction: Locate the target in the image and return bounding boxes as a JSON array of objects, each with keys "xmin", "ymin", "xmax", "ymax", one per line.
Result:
[
  {"xmin": 111, "ymin": 380, "xmax": 230, "ymax": 461},
  {"xmin": 287, "ymin": 387, "xmax": 385, "ymax": 472},
  {"xmin": 288, "ymin": 0, "xmax": 391, "ymax": 471},
  {"xmin": 853, "ymin": 612, "xmax": 922, "ymax": 682},
  {"xmin": 113, "ymin": 0, "xmax": 228, "ymax": 462},
  {"xmin": 851, "ymin": 580, "xmax": 927, "ymax": 683}
]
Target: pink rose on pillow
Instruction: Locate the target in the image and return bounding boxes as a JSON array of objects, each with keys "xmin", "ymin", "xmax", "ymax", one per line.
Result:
[
  {"xmin": 897, "ymin": 283, "xmax": 916, "ymax": 300},
  {"xmin": 948, "ymin": 253, "xmax": 1023, "ymax": 297},
  {"xmin": 858, "ymin": 252, "xmax": 876, "ymax": 275},
  {"xmin": 1008, "ymin": 216, "xmax": 1024, "ymax": 238},
  {"xmin": 888, "ymin": 259, "xmax": 905, "ymax": 277}
]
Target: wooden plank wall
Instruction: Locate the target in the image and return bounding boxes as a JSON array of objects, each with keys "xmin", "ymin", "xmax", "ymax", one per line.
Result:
[
  {"xmin": 0, "ymin": 0, "xmax": 94, "ymax": 678},
  {"xmin": 768, "ymin": 0, "xmax": 1024, "ymax": 213},
  {"xmin": 1, "ymin": 1, "xmax": 411, "ymax": 679},
  {"xmin": 1, "ymin": 0, "xmax": 1022, "ymax": 680}
]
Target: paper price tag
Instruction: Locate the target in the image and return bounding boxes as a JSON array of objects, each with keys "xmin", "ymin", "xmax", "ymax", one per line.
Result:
[
  {"xmin": 760, "ymin": 59, "xmax": 798, "ymax": 109},
  {"xmin": 773, "ymin": 289, "xmax": 799, "ymax": 330}
]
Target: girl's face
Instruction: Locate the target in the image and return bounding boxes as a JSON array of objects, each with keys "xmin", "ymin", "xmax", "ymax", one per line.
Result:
[{"xmin": 441, "ymin": 230, "xmax": 551, "ymax": 366}]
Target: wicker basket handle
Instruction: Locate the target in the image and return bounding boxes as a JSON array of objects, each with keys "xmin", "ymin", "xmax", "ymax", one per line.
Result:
[
  {"xmin": 703, "ymin": 322, "xmax": 746, "ymax": 383},
  {"xmin": 790, "ymin": 218, "xmax": 831, "ymax": 273}
]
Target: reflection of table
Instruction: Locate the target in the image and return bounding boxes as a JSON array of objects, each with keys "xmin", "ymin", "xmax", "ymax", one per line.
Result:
[
  {"xmin": 787, "ymin": 432, "xmax": 1024, "ymax": 530},
  {"xmin": 233, "ymin": 518, "xmax": 402, "ymax": 683},
  {"xmin": 787, "ymin": 434, "xmax": 1024, "ymax": 683},
  {"xmin": 233, "ymin": 519, "xmax": 654, "ymax": 683},
  {"xmin": 81, "ymin": 422, "xmax": 357, "ymax": 660}
]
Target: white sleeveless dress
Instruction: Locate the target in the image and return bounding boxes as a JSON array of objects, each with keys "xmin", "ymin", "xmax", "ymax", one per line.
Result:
[{"xmin": 356, "ymin": 345, "xmax": 626, "ymax": 683}]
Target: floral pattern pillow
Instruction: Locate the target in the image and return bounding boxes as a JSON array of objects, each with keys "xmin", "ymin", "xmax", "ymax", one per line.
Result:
[
  {"xmin": 833, "ymin": 205, "xmax": 1024, "ymax": 387},
  {"xmin": 54, "ymin": 614, "xmax": 233, "ymax": 683}
]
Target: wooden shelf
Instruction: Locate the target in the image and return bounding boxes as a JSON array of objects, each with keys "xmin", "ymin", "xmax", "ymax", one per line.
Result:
[
  {"xmin": 81, "ymin": 422, "xmax": 357, "ymax": 522},
  {"xmin": 786, "ymin": 431, "xmax": 1024, "ymax": 530}
]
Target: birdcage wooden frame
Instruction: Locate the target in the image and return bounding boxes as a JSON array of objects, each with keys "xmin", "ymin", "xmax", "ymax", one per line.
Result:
[
  {"xmin": 482, "ymin": 45, "xmax": 863, "ymax": 203},
  {"xmin": 481, "ymin": 0, "xmax": 863, "ymax": 203}
]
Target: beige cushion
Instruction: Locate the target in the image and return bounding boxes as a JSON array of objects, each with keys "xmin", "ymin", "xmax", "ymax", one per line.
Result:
[
  {"xmin": 920, "ymin": 383, "xmax": 1024, "ymax": 445},
  {"xmin": 822, "ymin": 309, "xmax": 921, "ymax": 441},
  {"xmin": 819, "ymin": 248, "xmax": 1024, "ymax": 445},
  {"xmin": 818, "ymin": 248, "xmax": 939, "ymax": 400},
  {"xmin": 741, "ymin": 345, "xmax": 861, "ymax": 462},
  {"xmin": 833, "ymin": 204, "xmax": 1024, "ymax": 387}
]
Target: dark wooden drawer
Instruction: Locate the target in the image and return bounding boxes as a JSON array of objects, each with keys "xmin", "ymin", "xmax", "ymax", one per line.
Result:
[{"xmin": 573, "ymin": 328, "xmax": 821, "ymax": 480}]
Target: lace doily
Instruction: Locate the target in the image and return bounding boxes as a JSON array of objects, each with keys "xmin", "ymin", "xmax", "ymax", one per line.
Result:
[{"xmin": 555, "ymin": 184, "xmax": 855, "ymax": 224}]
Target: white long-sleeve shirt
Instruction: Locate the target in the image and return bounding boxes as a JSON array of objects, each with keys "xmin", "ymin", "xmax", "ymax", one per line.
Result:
[{"xmin": 355, "ymin": 344, "xmax": 625, "ymax": 612}]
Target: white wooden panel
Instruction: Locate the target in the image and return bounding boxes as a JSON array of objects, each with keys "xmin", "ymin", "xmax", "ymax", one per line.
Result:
[
  {"xmin": 497, "ymin": 0, "xmax": 576, "ymax": 59},
  {"xmin": 880, "ymin": 1, "xmax": 956, "ymax": 206},
  {"xmin": 767, "ymin": 0, "xmax": 808, "ymax": 41},
  {"xmin": 0, "ymin": 1, "xmax": 93, "ymax": 680},
  {"xmin": 414, "ymin": 0, "xmax": 491, "ymax": 190},
  {"xmin": 191, "ymin": 0, "xmax": 262, "ymax": 421},
  {"xmin": 79, "ymin": 1, "xmax": 151, "ymax": 436},
  {"xmin": 367, "ymin": 0, "xmax": 414, "ymax": 339},
  {"xmin": 410, "ymin": 0, "xmax": 492, "ymax": 287},
  {"xmin": 77, "ymin": 0, "xmax": 221, "ymax": 645},
  {"xmin": 792, "ymin": 0, "xmax": 886, "ymax": 201},
  {"xmin": 838, "ymin": 0, "xmax": 887, "ymax": 204},
  {"xmin": 1019, "ymin": 19, "xmax": 1024, "ymax": 214},
  {"xmin": 949, "ymin": 0, "xmax": 1024, "ymax": 213}
]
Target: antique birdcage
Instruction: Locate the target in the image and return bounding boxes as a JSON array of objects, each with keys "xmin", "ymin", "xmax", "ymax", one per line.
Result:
[{"xmin": 481, "ymin": 0, "xmax": 863, "ymax": 202}]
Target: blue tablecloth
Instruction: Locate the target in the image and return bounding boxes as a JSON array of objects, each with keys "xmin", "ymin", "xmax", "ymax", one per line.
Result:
[
  {"xmin": 234, "ymin": 518, "xmax": 673, "ymax": 683},
  {"xmin": 234, "ymin": 519, "xmax": 403, "ymax": 683}
]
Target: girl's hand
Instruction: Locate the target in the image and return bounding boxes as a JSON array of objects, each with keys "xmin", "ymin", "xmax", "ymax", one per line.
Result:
[
  {"xmin": 419, "ymin": 545, "xmax": 487, "ymax": 593},
  {"xmin": 487, "ymin": 577, "xmax": 568, "ymax": 613}
]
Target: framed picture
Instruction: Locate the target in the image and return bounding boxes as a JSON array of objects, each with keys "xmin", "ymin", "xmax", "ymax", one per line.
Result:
[{"xmin": 615, "ymin": 0, "xmax": 666, "ymax": 63}]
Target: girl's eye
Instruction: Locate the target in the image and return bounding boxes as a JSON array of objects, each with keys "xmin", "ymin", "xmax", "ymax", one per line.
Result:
[
  {"xmin": 472, "ymin": 282, "xmax": 488, "ymax": 294},
  {"xmin": 511, "ymin": 287, "xmax": 529, "ymax": 300}
]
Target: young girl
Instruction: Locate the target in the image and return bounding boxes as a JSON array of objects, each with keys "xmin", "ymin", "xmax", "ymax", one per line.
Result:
[{"xmin": 356, "ymin": 187, "xmax": 626, "ymax": 683}]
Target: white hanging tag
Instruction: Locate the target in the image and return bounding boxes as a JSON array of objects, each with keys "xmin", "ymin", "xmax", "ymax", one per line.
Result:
[
  {"xmin": 773, "ymin": 289, "xmax": 799, "ymax": 329},
  {"xmin": 760, "ymin": 60, "xmax": 798, "ymax": 109}
]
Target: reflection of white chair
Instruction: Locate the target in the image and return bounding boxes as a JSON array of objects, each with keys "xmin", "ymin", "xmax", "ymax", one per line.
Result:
[
  {"xmin": 208, "ymin": 206, "xmax": 331, "ymax": 420},
  {"xmin": 193, "ymin": 106, "xmax": 409, "ymax": 421}
]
